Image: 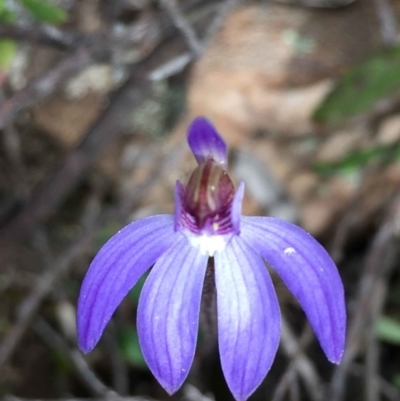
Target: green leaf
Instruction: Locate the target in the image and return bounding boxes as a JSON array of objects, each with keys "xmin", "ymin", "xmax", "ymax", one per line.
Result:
[
  {"xmin": 0, "ymin": 39, "xmax": 16, "ymax": 72},
  {"xmin": 0, "ymin": 10, "xmax": 17, "ymax": 23},
  {"xmin": 313, "ymin": 141, "xmax": 400, "ymax": 177},
  {"xmin": 393, "ymin": 374, "xmax": 400, "ymax": 390},
  {"xmin": 19, "ymin": 0, "xmax": 67, "ymax": 24},
  {"xmin": 375, "ymin": 316, "xmax": 400, "ymax": 344},
  {"xmin": 0, "ymin": 0, "xmax": 17, "ymax": 23},
  {"xmin": 313, "ymin": 145, "xmax": 385, "ymax": 176},
  {"xmin": 314, "ymin": 47, "xmax": 400, "ymax": 125},
  {"xmin": 118, "ymin": 325, "xmax": 147, "ymax": 369}
]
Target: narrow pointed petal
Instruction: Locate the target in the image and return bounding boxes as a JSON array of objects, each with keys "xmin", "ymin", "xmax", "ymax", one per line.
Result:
[
  {"xmin": 173, "ymin": 180, "xmax": 184, "ymax": 231},
  {"xmin": 231, "ymin": 181, "xmax": 245, "ymax": 234},
  {"xmin": 241, "ymin": 216, "xmax": 346, "ymax": 363},
  {"xmin": 137, "ymin": 238, "xmax": 208, "ymax": 394},
  {"xmin": 187, "ymin": 117, "xmax": 227, "ymax": 166},
  {"xmin": 78, "ymin": 215, "xmax": 180, "ymax": 353},
  {"xmin": 214, "ymin": 237, "xmax": 281, "ymax": 401}
]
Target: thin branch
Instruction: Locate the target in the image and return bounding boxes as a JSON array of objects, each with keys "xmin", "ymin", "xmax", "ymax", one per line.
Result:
[
  {"xmin": 288, "ymin": 372, "xmax": 300, "ymax": 401},
  {"xmin": 365, "ymin": 279, "xmax": 386, "ymax": 401},
  {"xmin": 0, "ymin": 17, "xmax": 193, "ymax": 266},
  {"xmin": 0, "ymin": 60, "xmax": 149, "ymax": 264},
  {"xmin": 158, "ymin": 0, "xmax": 203, "ymax": 57},
  {"xmin": 149, "ymin": 52, "xmax": 192, "ymax": 81},
  {"xmin": 0, "ymin": 23, "xmax": 79, "ymax": 50},
  {"xmin": 182, "ymin": 384, "xmax": 215, "ymax": 401},
  {"xmin": 0, "ymin": 235, "xmax": 93, "ymax": 366},
  {"xmin": 31, "ymin": 227, "xmax": 53, "ymax": 269},
  {"xmin": 0, "ymin": 135, "xmax": 184, "ymax": 367},
  {"xmin": 365, "ymin": 331, "xmax": 380, "ymax": 401},
  {"xmin": 203, "ymin": 0, "xmax": 240, "ymax": 46},
  {"xmin": 372, "ymin": 0, "xmax": 398, "ymax": 46},
  {"xmin": 272, "ymin": 368, "xmax": 299, "ymax": 401},
  {"xmin": 350, "ymin": 363, "xmax": 400, "ymax": 401},
  {"xmin": 0, "ymin": 0, "xmax": 241, "ymax": 267},
  {"xmin": 1, "ymin": 122, "xmax": 30, "ymax": 201},
  {"xmin": 33, "ymin": 317, "xmax": 111, "ymax": 397},
  {"xmin": 0, "ymin": 194, "xmax": 100, "ymax": 367},
  {"xmin": 329, "ymin": 193, "xmax": 400, "ymax": 401},
  {"xmin": 0, "ymin": 47, "xmax": 95, "ymax": 131},
  {"xmin": 3, "ymin": 397, "xmax": 156, "ymax": 401},
  {"xmin": 273, "ymin": 317, "xmax": 323, "ymax": 401},
  {"xmin": 104, "ymin": 0, "xmax": 124, "ymax": 26},
  {"xmin": 103, "ymin": 324, "xmax": 130, "ymax": 396}
]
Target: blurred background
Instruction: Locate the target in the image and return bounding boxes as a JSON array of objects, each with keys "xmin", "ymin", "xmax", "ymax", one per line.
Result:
[{"xmin": 1, "ymin": 0, "xmax": 400, "ymax": 400}]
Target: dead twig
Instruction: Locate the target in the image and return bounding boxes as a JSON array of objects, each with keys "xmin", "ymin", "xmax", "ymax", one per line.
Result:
[
  {"xmin": 0, "ymin": 233, "xmax": 94, "ymax": 366},
  {"xmin": 365, "ymin": 276, "xmax": 386, "ymax": 401},
  {"xmin": 31, "ymin": 227, "xmax": 53, "ymax": 269},
  {"xmin": 0, "ymin": 60, "xmax": 149, "ymax": 265},
  {"xmin": 149, "ymin": 52, "xmax": 192, "ymax": 81},
  {"xmin": 153, "ymin": 0, "xmax": 241, "ymax": 78},
  {"xmin": 3, "ymin": 397, "xmax": 156, "ymax": 401},
  {"xmin": 0, "ymin": 193, "xmax": 100, "ymax": 367},
  {"xmin": 350, "ymin": 363, "xmax": 400, "ymax": 401},
  {"xmin": 272, "ymin": 317, "xmax": 323, "ymax": 401},
  {"xmin": 329, "ymin": 193, "xmax": 400, "ymax": 401},
  {"xmin": 182, "ymin": 384, "xmax": 215, "ymax": 401},
  {"xmin": 288, "ymin": 371, "xmax": 300, "ymax": 401},
  {"xmin": 1, "ymin": 122, "xmax": 30, "ymax": 201},
  {"xmin": 0, "ymin": 0, "xmax": 240, "ymax": 267},
  {"xmin": 202, "ymin": 0, "xmax": 240, "ymax": 46},
  {"xmin": 0, "ymin": 23, "xmax": 79, "ymax": 50},
  {"xmin": 158, "ymin": 0, "xmax": 203, "ymax": 57},
  {"xmin": 0, "ymin": 134, "xmax": 184, "ymax": 367},
  {"xmin": 372, "ymin": 0, "xmax": 398, "ymax": 46},
  {"xmin": 33, "ymin": 317, "xmax": 111, "ymax": 397},
  {"xmin": 103, "ymin": 324, "xmax": 130, "ymax": 396},
  {"xmin": 0, "ymin": 46, "xmax": 95, "ymax": 132}
]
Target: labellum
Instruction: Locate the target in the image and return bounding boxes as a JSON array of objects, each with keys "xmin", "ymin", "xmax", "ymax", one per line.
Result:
[{"xmin": 183, "ymin": 159, "xmax": 235, "ymax": 229}]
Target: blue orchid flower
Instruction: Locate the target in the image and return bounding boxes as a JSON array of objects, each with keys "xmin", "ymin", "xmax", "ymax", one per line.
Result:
[{"xmin": 77, "ymin": 117, "xmax": 346, "ymax": 401}]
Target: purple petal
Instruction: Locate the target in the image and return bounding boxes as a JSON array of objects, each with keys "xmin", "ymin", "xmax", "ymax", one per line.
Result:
[
  {"xmin": 173, "ymin": 180, "xmax": 184, "ymax": 231},
  {"xmin": 77, "ymin": 215, "xmax": 180, "ymax": 353},
  {"xmin": 231, "ymin": 181, "xmax": 245, "ymax": 234},
  {"xmin": 187, "ymin": 117, "xmax": 227, "ymax": 166},
  {"xmin": 214, "ymin": 237, "xmax": 281, "ymax": 401},
  {"xmin": 137, "ymin": 238, "xmax": 208, "ymax": 394},
  {"xmin": 241, "ymin": 216, "xmax": 346, "ymax": 363}
]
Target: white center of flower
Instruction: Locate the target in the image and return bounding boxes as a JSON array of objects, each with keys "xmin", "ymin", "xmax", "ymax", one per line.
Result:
[{"xmin": 189, "ymin": 234, "xmax": 227, "ymax": 257}]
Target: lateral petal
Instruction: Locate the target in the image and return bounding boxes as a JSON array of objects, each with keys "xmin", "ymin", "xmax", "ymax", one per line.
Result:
[
  {"xmin": 231, "ymin": 181, "xmax": 245, "ymax": 234},
  {"xmin": 241, "ymin": 216, "xmax": 346, "ymax": 363},
  {"xmin": 187, "ymin": 117, "xmax": 228, "ymax": 166},
  {"xmin": 214, "ymin": 237, "xmax": 281, "ymax": 401},
  {"xmin": 137, "ymin": 238, "xmax": 208, "ymax": 394},
  {"xmin": 77, "ymin": 215, "xmax": 180, "ymax": 353}
]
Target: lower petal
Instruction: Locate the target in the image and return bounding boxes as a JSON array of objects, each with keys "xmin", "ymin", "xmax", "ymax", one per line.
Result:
[
  {"xmin": 77, "ymin": 215, "xmax": 179, "ymax": 353},
  {"xmin": 241, "ymin": 216, "xmax": 346, "ymax": 363},
  {"xmin": 214, "ymin": 237, "xmax": 281, "ymax": 401},
  {"xmin": 137, "ymin": 238, "xmax": 208, "ymax": 395}
]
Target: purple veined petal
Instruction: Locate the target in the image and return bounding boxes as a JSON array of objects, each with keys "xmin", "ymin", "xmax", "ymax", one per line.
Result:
[
  {"xmin": 214, "ymin": 236, "xmax": 281, "ymax": 401},
  {"xmin": 231, "ymin": 181, "xmax": 245, "ymax": 234},
  {"xmin": 187, "ymin": 117, "xmax": 228, "ymax": 166},
  {"xmin": 241, "ymin": 216, "xmax": 346, "ymax": 363},
  {"xmin": 137, "ymin": 237, "xmax": 208, "ymax": 395},
  {"xmin": 174, "ymin": 180, "xmax": 184, "ymax": 231},
  {"xmin": 78, "ymin": 215, "xmax": 180, "ymax": 353}
]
